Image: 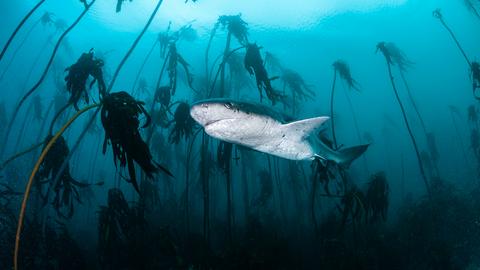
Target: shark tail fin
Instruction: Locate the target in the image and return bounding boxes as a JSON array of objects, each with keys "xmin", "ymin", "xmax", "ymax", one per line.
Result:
[
  {"xmin": 282, "ymin": 116, "xmax": 329, "ymax": 140},
  {"xmin": 336, "ymin": 144, "xmax": 370, "ymax": 168}
]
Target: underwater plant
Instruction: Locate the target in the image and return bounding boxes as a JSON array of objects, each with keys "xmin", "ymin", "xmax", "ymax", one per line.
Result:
[
  {"xmin": 433, "ymin": 9, "xmax": 479, "ymax": 98},
  {"xmin": 64, "ymin": 49, "xmax": 107, "ymax": 110},
  {"xmin": 35, "ymin": 135, "xmax": 99, "ymax": 219},
  {"xmin": 205, "ymin": 14, "xmax": 249, "ymax": 97},
  {"xmin": 0, "ymin": 11, "xmax": 56, "ymax": 80},
  {"xmin": 101, "ymin": 91, "xmax": 171, "ymax": 192},
  {"xmin": 330, "ymin": 60, "xmax": 361, "ymax": 148},
  {"xmin": 1, "ymin": 0, "xmax": 97, "ymax": 159},
  {"xmin": 377, "ymin": 41, "xmax": 431, "ymax": 196},
  {"xmin": 339, "ymin": 186, "xmax": 366, "ymax": 231},
  {"xmin": 116, "ymin": 0, "xmax": 132, "ymax": 13},
  {"xmin": 168, "ymin": 102, "xmax": 196, "ymax": 144},
  {"xmin": 166, "ymin": 43, "xmax": 195, "ymax": 96},
  {"xmin": 217, "ymin": 141, "xmax": 234, "ymax": 242},
  {"xmin": 462, "ymin": 0, "xmax": 480, "ymax": 20},
  {"xmin": 364, "ymin": 171, "xmax": 389, "ymax": 223},
  {"xmin": 472, "ymin": 61, "xmax": 480, "ymax": 95},
  {"xmin": 0, "ymin": 0, "xmax": 46, "ymax": 62},
  {"xmin": 244, "ymin": 43, "xmax": 281, "ymax": 104}
]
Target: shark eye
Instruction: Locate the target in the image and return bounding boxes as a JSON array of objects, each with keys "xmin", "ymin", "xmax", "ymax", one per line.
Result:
[{"xmin": 224, "ymin": 102, "xmax": 233, "ymax": 109}]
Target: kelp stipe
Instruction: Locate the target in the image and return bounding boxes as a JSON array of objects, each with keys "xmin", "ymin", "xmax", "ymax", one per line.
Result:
[
  {"xmin": 14, "ymin": 103, "xmax": 99, "ymax": 270},
  {"xmin": 377, "ymin": 42, "xmax": 431, "ymax": 196},
  {"xmin": 0, "ymin": 0, "xmax": 46, "ymax": 62},
  {"xmin": 1, "ymin": 0, "xmax": 96, "ymax": 159}
]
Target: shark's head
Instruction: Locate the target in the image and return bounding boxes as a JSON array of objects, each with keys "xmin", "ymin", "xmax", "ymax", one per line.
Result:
[{"xmin": 190, "ymin": 99, "xmax": 244, "ymax": 128}]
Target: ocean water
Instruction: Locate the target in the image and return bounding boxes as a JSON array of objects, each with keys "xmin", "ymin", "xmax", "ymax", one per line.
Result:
[{"xmin": 0, "ymin": 0, "xmax": 480, "ymax": 269}]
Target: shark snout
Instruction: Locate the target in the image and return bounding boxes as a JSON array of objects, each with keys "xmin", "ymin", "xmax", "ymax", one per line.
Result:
[{"xmin": 190, "ymin": 103, "xmax": 210, "ymax": 126}]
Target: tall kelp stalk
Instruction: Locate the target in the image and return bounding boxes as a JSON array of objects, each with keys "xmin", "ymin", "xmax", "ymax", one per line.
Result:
[
  {"xmin": 1, "ymin": 1, "xmax": 96, "ymax": 159},
  {"xmin": 331, "ymin": 60, "xmax": 363, "ymax": 148},
  {"xmin": 0, "ymin": 0, "xmax": 46, "ymax": 62},
  {"xmin": 49, "ymin": 0, "xmax": 166, "ymax": 199},
  {"xmin": 14, "ymin": 103, "xmax": 99, "ymax": 270},
  {"xmin": 463, "ymin": 0, "xmax": 480, "ymax": 20},
  {"xmin": 14, "ymin": 1, "xmax": 166, "ymax": 267},
  {"xmin": 218, "ymin": 141, "xmax": 234, "ymax": 244},
  {"xmin": 433, "ymin": 9, "xmax": 471, "ymax": 67},
  {"xmin": 131, "ymin": 40, "xmax": 158, "ymax": 95},
  {"xmin": 433, "ymin": 9, "xmax": 480, "ymax": 99},
  {"xmin": 208, "ymin": 14, "xmax": 249, "ymax": 98},
  {"xmin": 0, "ymin": 12, "xmax": 55, "ymax": 80},
  {"xmin": 377, "ymin": 42, "xmax": 431, "ymax": 196}
]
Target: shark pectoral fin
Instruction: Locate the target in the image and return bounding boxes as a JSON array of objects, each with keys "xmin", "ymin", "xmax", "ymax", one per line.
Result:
[{"xmin": 282, "ymin": 117, "xmax": 330, "ymax": 140}]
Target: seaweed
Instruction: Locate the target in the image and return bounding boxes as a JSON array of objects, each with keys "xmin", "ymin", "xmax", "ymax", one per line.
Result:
[
  {"xmin": 167, "ymin": 43, "xmax": 195, "ymax": 96},
  {"xmin": 116, "ymin": 0, "xmax": 132, "ymax": 13},
  {"xmin": 364, "ymin": 172, "xmax": 389, "ymax": 223},
  {"xmin": 64, "ymin": 49, "xmax": 106, "ymax": 110},
  {"xmin": 332, "ymin": 60, "xmax": 360, "ymax": 91},
  {"xmin": 168, "ymin": 102, "xmax": 196, "ymax": 144},
  {"xmin": 377, "ymin": 41, "xmax": 431, "ymax": 196},
  {"xmin": 101, "ymin": 91, "xmax": 172, "ymax": 192},
  {"xmin": 217, "ymin": 14, "xmax": 249, "ymax": 45},
  {"xmin": 244, "ymin": 43, "xmax": 282, "ymax": 104}
]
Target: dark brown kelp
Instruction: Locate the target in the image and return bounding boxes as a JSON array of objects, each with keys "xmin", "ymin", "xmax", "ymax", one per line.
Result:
[
  {"xmin": 244, "ymin": 43, "xmax": 281, "ymax": 104},
  {"xmin": 51, "ymin": 0, "xmax": 166, "ymax": 197},
  {"xmin": 0, "ymin": 11, "xmax": 55, "ymax": 80},
  {"xmin": 1, "ymin": 1, "xmax": 96, "ymax": 159},
  {"xmin": 433, "ymin": 9, "xmax": 471, "ymax": 67},
  {"xmin": 377, "ymin": 41, "xmax": 431, "ymax": 196},
  {"xmin": 101, "ymin": 91, "xmax": 171, "ymax": 192},
  {"xmin": 0, "ymin": 0, "xmax": 46, "ymax": 62},
  {"xmin": 463, "ymin": 0, "xmax": 480, "ymax": 20},
  {"xmin": 168, "ymin": 102, "xmax": 196, "ymax": 144},
  {"xmin": 116, "ymin": 0, "xmax": 132, "ymax": 13},
  {"xmin": 65, "ymin": 49, "xmax": 107, "ymax": 109},
  {"xmin": 330, "ymin": 60, "xmax": 361, "ymax": 148},
  {"xmin": 364, "ymin": 171, "xmax": 389, "ymax": 223}
]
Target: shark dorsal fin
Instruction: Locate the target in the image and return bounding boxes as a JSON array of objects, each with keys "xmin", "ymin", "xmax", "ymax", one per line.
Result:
[{"xmin": 282, "ymin": 117, "xmax": 329, "ymax": 141}]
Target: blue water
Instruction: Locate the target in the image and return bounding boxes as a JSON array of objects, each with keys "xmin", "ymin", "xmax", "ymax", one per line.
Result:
[{"xmin": 1, "ymin": 0, "xmax": 480, "ymax": 269}]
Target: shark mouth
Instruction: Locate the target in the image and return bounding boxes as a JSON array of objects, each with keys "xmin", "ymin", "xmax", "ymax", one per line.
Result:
[{"xmin": 204, "ymin": 118, "xmax": 235, "ymax": 127}]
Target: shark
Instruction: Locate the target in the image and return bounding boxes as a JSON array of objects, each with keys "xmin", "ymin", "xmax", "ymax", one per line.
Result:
[{"xmin": 190, "ymin": 99, "xmax": 369, "ymax": 167}]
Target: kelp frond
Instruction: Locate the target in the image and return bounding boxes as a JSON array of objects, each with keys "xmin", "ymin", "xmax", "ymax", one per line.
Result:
[
  {"xmin": 376, "ymin": 42, "xmax": 413, "ymax": 72},
  {"xmin": 244, "ymin": 43, "xmax": 282, "ymax": 104},
  {"xmin": 333, "ymin": 60, "xmax": 360, "ymax": 91},
  {"xmin": 65, "ymin": 49, "xmax": 106, "ymax": 110},
  {"xmin": 218, "ymin": 14, "xmax": 249, "ymax": 45},
  {"xmin": 168, "ymin": 102, "xmax": 196, "ymax": 144},
  {"xmin": 101, "ymin": 91, "xmax": 172, "ymax": 192}
]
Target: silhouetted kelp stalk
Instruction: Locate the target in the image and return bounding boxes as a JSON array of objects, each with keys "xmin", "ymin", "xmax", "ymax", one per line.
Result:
[
  {"xmin": 433, "ymin": 9, "xmax": 480, "ymax": 98},
  {"xmin": 217, "ymin": 141, "xmax": 234, "ymax": 243},
  {"xmin": 14, "ymin": 0, "xmax": 166, "ymax": 267},
  {"xmin": 433, "ymin": 9, "xmax": 471, "ymax": 66},
  {"xmin": 1, "ymin": 1, "xmax": 96, "ymax": 159},
  {"xmin": 48, "ymin": 49, "xmax": 107, "ymax": 135},
  {"xmin": 0, "ymin": 0, "xmax": 46, "ymax": 62},
  {"xmin": 206, "ymin": 14, "xmax": 249, "ymax": 98},
  {"xmin": 463, "ymin": 0, "xmax": 480, "ymax": 20},
  {"xmin": 14, "ymin": 103, "xmax": 99, "ymax": 270},
  {"xmin": 0, "ymin": 12, "xmax": 55, "ymax": 81},
  {"xmin": 49, "ymin": 0, "xmax": 166, "ymax": 191},
  {"xmin": 377, "ymin": 42, "xmax": 431, "ymax": 196},
  {"xmin": 131, "ymin": 41, "xmax": 158, "ymax": 95},
  {"xmin": 330, "ymin": 60, "xmax": 361, "ymax": 150}
]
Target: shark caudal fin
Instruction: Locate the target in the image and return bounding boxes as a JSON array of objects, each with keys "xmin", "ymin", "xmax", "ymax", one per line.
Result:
[
  {"xmin": 336, "ymin": 144, "xmax": 370, "ymax": 168},
  {"xmin": 282, "ymin": 116, "xmax": 329, "ymax": 141}
]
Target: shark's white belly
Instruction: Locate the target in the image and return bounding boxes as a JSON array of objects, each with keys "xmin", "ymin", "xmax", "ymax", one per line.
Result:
[{"xmin": 204, "ymin": 115, "xmax": 315, "ymax": 160}]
